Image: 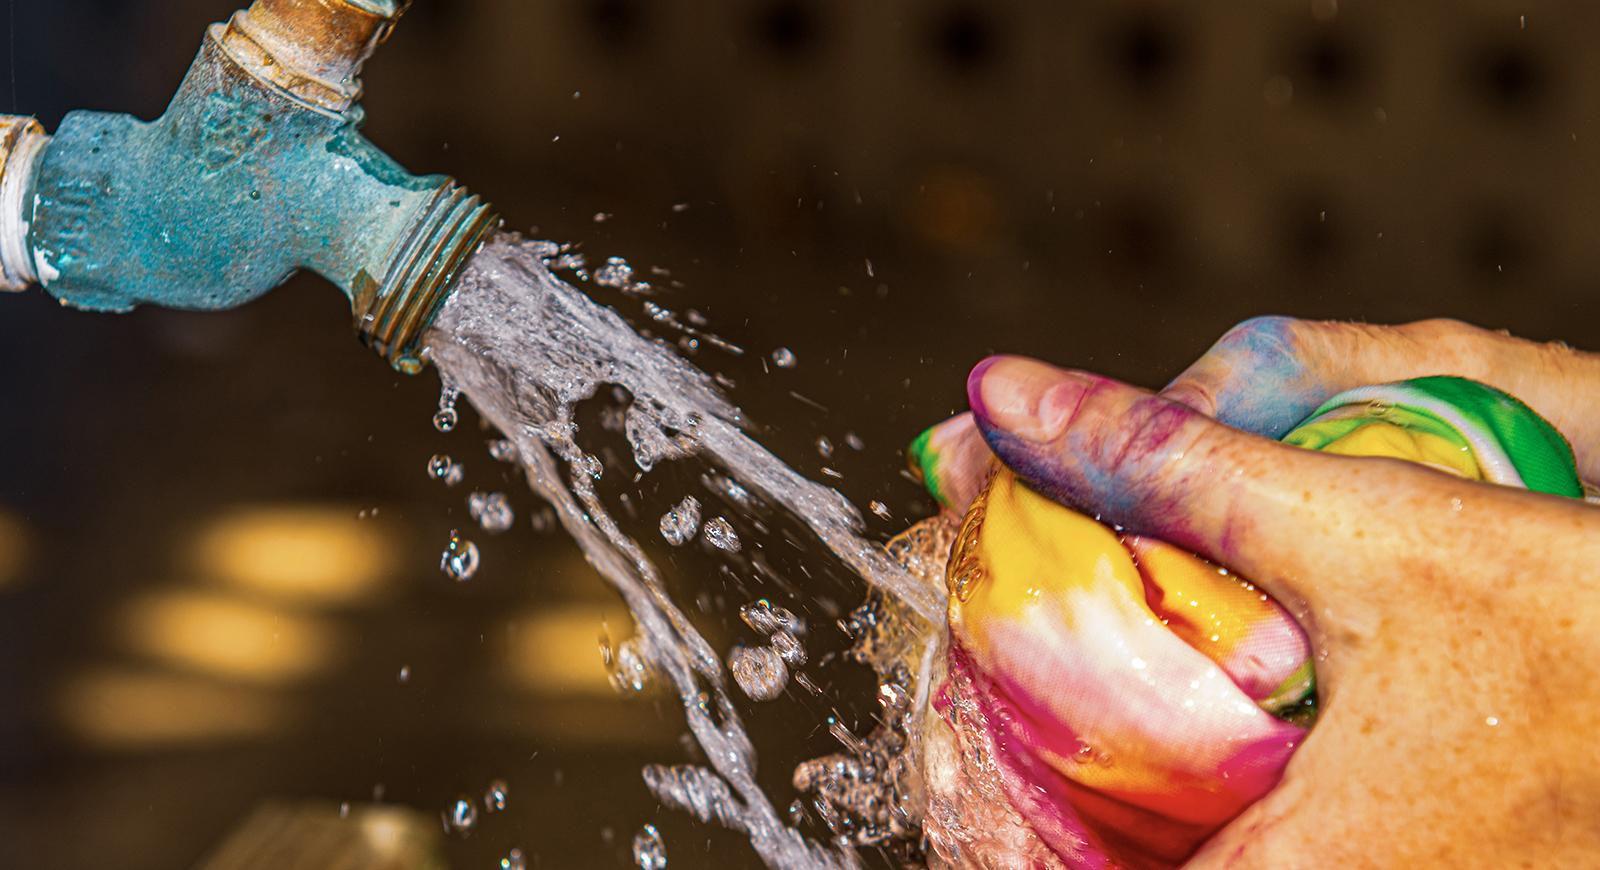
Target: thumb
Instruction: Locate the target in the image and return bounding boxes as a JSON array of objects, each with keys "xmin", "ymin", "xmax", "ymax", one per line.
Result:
[{"xmin": 965, "ymin": 355, "xmax": 1459, "ymax": 624}]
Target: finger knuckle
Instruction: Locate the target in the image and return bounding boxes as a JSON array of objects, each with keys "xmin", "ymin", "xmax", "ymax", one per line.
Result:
[{"xmin": 1222, "ymin": 315, "xmax": 1301, "ymax": 347}]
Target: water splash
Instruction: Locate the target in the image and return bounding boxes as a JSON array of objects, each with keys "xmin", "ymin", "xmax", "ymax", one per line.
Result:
[{"xmin": 426, "ymin": 233, "xmax": 941, "ymax": 869}]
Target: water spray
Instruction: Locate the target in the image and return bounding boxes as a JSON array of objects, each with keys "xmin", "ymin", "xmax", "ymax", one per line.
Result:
[{"xmin": 0, "ymin": 0, "xmax": 497, "ymax": 373}]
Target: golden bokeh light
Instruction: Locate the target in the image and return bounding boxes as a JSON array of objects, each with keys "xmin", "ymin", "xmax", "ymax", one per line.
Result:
[
  {"xmin": 502, "ymin": 606, "xmax": 637, "ymax": 696},
  {"xmin": 119, "ymin": 590, "xmax": 341, "ymax": 684},
  {"xmin": 56, "ymin": 667, "xmax": 294, "ymax": 749},
  {"xmin": 0, "ymin": 509, "xmax": 29, "ymax": 591},
  {"xmin": 193, "ymin": 505, "xmax": 395, "ymax": 606}
]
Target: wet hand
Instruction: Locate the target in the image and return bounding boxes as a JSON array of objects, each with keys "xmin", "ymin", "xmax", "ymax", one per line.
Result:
[
  {"xmin": 912, "ymin": 317, "xmax": 1600, "ymax": 512},
  {"xmin": 952, "ymin": 352, "xmax": 1600, "ymax": 868}
]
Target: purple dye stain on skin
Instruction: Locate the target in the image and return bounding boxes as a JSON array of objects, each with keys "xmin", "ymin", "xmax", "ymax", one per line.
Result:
[
  {"xmin": 969, "ymin": 362, "xmax": 1208, "ymax": 536},
  {"xmin": 1108, "ymin": 396, "xmax": 1195, "ymax": 469},
  {"xmin": 1182, "ymin": 316, "xmax": 1327, "ymax": 438}
]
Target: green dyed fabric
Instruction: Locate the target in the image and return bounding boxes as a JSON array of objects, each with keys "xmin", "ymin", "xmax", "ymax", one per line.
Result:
[{"xmin": 1288, "ymin": 376, "xmax": 1583, "ymax": 499}]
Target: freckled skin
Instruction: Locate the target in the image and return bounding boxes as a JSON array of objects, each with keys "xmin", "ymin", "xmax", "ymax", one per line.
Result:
[{"xmin": 910, "ymin": 318, "xmax": 1600, "ymax": 868}]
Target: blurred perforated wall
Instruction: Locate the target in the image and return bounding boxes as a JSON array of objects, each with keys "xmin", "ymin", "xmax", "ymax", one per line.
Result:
[
  {"xmin": 2, "ymin": 3, "xmax": 1599, "ymax": 869},
  {"xmin": 374, "ymin": 0, "xmax": 1600, "ymax": 325}
]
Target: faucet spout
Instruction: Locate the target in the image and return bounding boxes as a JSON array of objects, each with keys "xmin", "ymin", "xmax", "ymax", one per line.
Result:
[{"xmin": 0, "ymin": 0, "xmax": 496, "ymax": 373}]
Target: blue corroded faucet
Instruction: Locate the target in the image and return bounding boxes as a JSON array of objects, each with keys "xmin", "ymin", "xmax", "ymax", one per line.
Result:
[{"xmin": 0, "ymin": 0, "xmax": 497, "ymax": 372}]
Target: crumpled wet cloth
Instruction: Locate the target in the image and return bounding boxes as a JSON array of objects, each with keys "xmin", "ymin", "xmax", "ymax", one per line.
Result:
[{"xmin": 923, "ymin": 376, "xmax": 1583, "ymax": 868}]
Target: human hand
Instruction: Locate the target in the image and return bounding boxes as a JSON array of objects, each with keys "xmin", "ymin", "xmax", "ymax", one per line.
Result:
[
  {"xmin": 911, "ymin": 317, "xmax": 1600, "ymax": 513},
  {"xmin": 941, "ymin": 351, "xmax": 1600, "ymax": 867}
]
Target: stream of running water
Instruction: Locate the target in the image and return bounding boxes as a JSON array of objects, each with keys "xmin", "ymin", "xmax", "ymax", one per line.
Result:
[{"xmin": 424, "ymin": 232, "xmax": 946, "ymax": 869}]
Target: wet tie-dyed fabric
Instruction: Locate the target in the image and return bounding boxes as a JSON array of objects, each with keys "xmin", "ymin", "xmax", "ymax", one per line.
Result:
[{"xmin": 923, "ymin": 377, "xmax": 1582, "ymax": 868}]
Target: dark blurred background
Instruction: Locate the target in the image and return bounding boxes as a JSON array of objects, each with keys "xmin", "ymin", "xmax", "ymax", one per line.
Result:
[{"xmin": 1, "ymin": 0, "xmax": 1598, "ymax": 867}]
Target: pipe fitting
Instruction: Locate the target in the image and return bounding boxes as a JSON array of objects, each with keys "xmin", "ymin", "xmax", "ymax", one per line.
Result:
[
  {"xmin": 7, "ymin": 1, "xmax": 495, "ymax": 372},
  {"xmin": 0, "ymin": 116, "xmax": 48, "ymax": 291},
  {"xmin": 355, "ymin": 181, "xmax": 496, "ymax": 373},
  {"xmin": 216, "ymin": 0, "xmax": 409, "ymax": 116}
]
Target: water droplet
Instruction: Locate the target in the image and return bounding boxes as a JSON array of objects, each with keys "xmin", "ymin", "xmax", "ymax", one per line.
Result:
[
  {"xmin": 770, "ymin": 347, "xmax": 797, "ymax": 369},
  {"xmin": 815, "ymin": 436, "xmax": 834, "ymax": 458},
  {"xmin": 728, "ymin": 645, "xmax": 788, "ymax": 701},
  {"xmin": 608, "ymin": 636, "xmax": 652, "ymax": 693},
  {"xmin": 339, "ymin": 801, "xmax": 350, "ymax": 818},
  {"xmin": 500, "ymin": 847, "xmax": 527, "ymax": 870},
  {"xmin": 434, "ymin": 387, "xmax": 461, "ymax": 432},
  {"xmin": 658, "ymin": 495, "xmax": 701, "ymax": 546},
  {"xmin": 484, "ymin": 779, "xmax": 509, "ymax": 813},
  {"xmin": 487, "ymin": 438, "xmax": 518, "ymax": 462},
  {"xmin": 593, "ymin": 211, "xmax": 612, "ymax": 223},
  {"xmin": 1072, "ymin": 740, "xmax": 1095, "ymax": 764},
  {"xmin": 427, "ymin": 453, "xmax": 464, "ymax": 486},
  {"xmin": 868, "ymin": 500, "xmax": 892, "ymax": 520},
  {"xmin": 446, "ymin": 796, "xmax": 477, "ymax": 833},
  {"xmin": 440, "ymin": 530, "xmax": 480, "ymax": 581},
  {"xmin": 596, "ymin": 256, "xmax": 636, "ymax": 290},
  {"xmin": 702, "ymin": 516, "xmax": 741, "ymax": 552},
  {"xmin": 632, "ymin": 824, "xmax": 667, "ymax": 869},
  {"xmin": 878, "ymin": 681, "xmax": 909, "ymax": 712},
  {"xmin": 770, "ymin": 629, "xmax": 807, "ymax": 666},
  {"xmin": 844, "ymin": 432, "xmax": 865, "ymax": 451},
  {"xmin": 468, "ymin": 491, "xmax": 516, "ymax": 534},
  {"xmin": 1485, "ymin": 716, "xmax": 1500, "ymax": 727},
  {"xmin": 950, "ymin": 564, "xmax": 985, "ymax": 602},
  {"xmin": 397, "ymin": 665, "xmax": 411, "ymax": 683},
  {"xmin": 739, "ymin": 599, "xmax": 798, "ymax": 636}
]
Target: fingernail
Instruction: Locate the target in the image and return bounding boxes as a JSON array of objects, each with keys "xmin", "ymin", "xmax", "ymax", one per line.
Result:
[{"xmin": 968, "ymin": 356, "xmax": 1089, "ymax": 444}]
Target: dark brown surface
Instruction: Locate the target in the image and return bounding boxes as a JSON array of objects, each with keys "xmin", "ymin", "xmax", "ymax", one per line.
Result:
[{"xmin": 1, "ymin": 1, "xmax": 1599, "ymax": 868}]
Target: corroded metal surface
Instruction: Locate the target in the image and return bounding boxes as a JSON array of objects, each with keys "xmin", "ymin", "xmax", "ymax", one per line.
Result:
[
  {"xmin": 216, "ymin": 0, "xmax": 409, "ymax": 115},
  {"xmin": 6, "ymin": 2, "xmax": 494, "ymax": 371}
]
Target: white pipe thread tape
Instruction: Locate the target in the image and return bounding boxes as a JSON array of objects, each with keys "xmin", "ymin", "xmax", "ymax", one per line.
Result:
[{"xmin": 0, "ymin": 120, "xmax": 46, "ymax": 292}]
